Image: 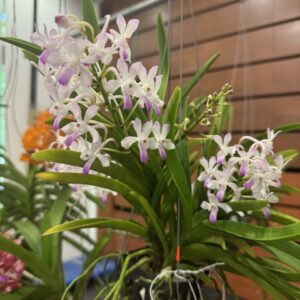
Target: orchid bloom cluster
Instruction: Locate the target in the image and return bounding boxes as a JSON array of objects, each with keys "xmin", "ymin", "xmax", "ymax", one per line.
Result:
[
  {"xmin": 198, "ymin": 129, "xmax": 286, "ymax": 223},
  {"xmin": 0, "ymin": 232, "xmax": 24, "ymax": 293},
  {"xmin": 30, "ymin": 13, "xmax": 171, "ymax": 178}
]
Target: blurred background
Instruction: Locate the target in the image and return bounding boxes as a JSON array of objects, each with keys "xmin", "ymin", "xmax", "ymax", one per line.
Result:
[{"xmin": 0, "ymin": 0, "xmax": 299, "ymax": 299}]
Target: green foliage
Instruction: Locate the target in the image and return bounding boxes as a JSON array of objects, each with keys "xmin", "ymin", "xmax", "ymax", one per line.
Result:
[{"xmin": 3, "ymin": 2, "xmax": 300, "ymax": 298}]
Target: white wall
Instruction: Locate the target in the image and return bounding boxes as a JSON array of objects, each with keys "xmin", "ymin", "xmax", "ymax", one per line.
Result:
[
  {"xmin": 4, "ymin": 0, "xmax": 33, "ymax": 171},
  {"xmin": 3, "ymin": 0, "xmax": 101, "ymax": 261}
]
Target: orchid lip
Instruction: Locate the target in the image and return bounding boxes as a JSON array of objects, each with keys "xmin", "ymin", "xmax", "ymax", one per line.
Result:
[
  {"xmin": 209, "ymin": 209, "xmax": 217, "ymax": 223},
  {"xmin": 83, "ymin": 160, "xmax": 93, "ymax": 176},
  {"xmin": 243, "ymin": 179, "xmax": 253, "ymax": 189},
  {"xmin": 53, "ymin": 115, "xmax": 63, "ymax": 131},
  {"xmin": 65, "ymin": 132, "xmax": 78, "ymax": 146},
  {"xmin": 123, "ymin": 94, "xmax": 132, "ymax": 109},
  {"xmin": 159, "ymin": 146, "xmax": 166, "ymax": 160}
]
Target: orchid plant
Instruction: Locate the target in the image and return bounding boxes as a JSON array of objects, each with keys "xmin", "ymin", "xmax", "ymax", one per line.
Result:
[{"xmin": 1, "ymin": 0, "xmax": 300, "ymax": 299}]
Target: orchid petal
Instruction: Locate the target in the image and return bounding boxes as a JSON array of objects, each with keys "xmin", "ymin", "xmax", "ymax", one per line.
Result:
[
  {"xmin": 121, "ymin": 136, "xmax": 138, "ymax": 149},
  {"xmin": 58, "ymin": 67, "xmax": 74, "ymax": 85},
  {"xmin": 116, "ymin": 15, "xmax": 126, "ymax": 34},
  {"xmin": 126, "ymin": 19, "xmax": 139, "ymax": 37}
]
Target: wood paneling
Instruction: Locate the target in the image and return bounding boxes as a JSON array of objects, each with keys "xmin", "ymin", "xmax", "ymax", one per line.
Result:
[
  {"xmin": 170, "ymin": 58, "xmax": 300, "ymax": 98},
  {"xmin": 232, "ymin": 96, "xmax": 300, "ymax": 131},
  {"xmin": 134, "ymin": 0, "xmax": 300, "ymax": 58},
  {"xmin": 133, "ymin": 0, "xmax": 235, "ymax": 32},
  {"xmin": 143, "ymin": 20, "xmax": 300, "ymax": 76}
]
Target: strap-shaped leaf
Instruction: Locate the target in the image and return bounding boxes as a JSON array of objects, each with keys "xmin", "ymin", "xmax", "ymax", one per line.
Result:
[
  {"xmin": 81, "ymin": 0, "xmax": 100, "ymax": 41},
  {"xmin": 205, "ymin": 220, "xmax": 300, "ymax": 241},
  {"xmin": 0, "ymin": 236, "xmax": 55, "ymax": 287},
  {"xmin": 166, "ymin": 149, "xmax": 193, "ymax": 229},
  {"xmin": 0, "ymin": 36, "xmax": 41, "ymax": 55},
  {"xmin": 36, "ymin": 172, "xmax": 169, "ymax": 255},
  {"xmin": 163, "ymin": 86, "xmax": 181, "ymax": 138},
  {"xmin": 157, "ymin": 13, "xmax": 170, "ymax": 101},
  {"xmin": 33, "ymin": 149, "xmax": 149, "ymax": 198},
  {"xmin": 182, "ymin": 53, "xmax": 220, "ymax": 99},
  {"xmin": 228, "ymin": 200, "xmax": 268, "ymax": 212},
  {"xmin": 14, "ymin": 220, "xmax": 41, "ymax": 254},
  {"xmin": 43, "ymin": 217, "xmax": 147, "ymax": 239},
  {"xmin": 182, "ymin": 243, "xmax": 282, "ymax": 299}
]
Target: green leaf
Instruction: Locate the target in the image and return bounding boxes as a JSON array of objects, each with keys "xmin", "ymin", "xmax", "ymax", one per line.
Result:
[
  {"xmin": 182, "ymin": 53, "xmax": 220, "ymax": 99},
  {"xmin": 253, "ymin": 209, "xmax": 299, "ymax": 225},
  {"xmin": 40, "ymin": 187, "xmax": 71, "ymax": 292},
  {"xmin": 182, "ymin": 243, "xmax": 283, "ymax": 299},
  {"xmin": 14, "ymin": 220, "xmax": 41, "ymax": 254},
  {"xmin": 228, "ymin": 200, "xmax": 268, "ymax": 212},
  {"xmin": 0, "ymin": 36, "xmax": 41, "ymax": 55},
  {"xmin": 166, "ymin": 149, "xmax": 193, "ymax": 229},
  {"xmin": 261, "ymin": 241, "xmax": 300, "ymax": 272},
  {"xmin": 81, "ymin": 0, "xmax": 100, "ymax": 41},
  {"xmin": 22, "ymin": 49, "xmax": 39, "ymax": 64},
  {"xmin": 163, "ymin": 86, "xmax": 181, "ymax": 138},
  {"xmin": 32, "ymin": 149, "xmax": 149, "ymax": 198},
  {"xmin": 0, "ymin": 236, "xmax": 55, "ymax": 286},
  {"xmin": 43, "ymin": 217, "xmax": 147, "ymax": 238},
  {"xmin": 36, "ymin": 172, "xmax": 169, "ymax": 256},
  {"xmin": 157, "ymin": 13, "xmax": 169, "ymax": 101},
  {"xmin": 205, "ymin": 220, "xmax": 300, "ymax": 241}
]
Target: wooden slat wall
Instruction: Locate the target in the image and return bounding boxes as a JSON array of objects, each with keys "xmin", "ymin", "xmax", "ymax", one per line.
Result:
[{"xmin": 100, "ymin": 1, "xmax": 300, "ymax": 298}]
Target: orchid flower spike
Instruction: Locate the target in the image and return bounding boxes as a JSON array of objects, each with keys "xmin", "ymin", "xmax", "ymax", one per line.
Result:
[{"xmin": 121, "ymin": 118, "xmax": 153, "ymax": 163}]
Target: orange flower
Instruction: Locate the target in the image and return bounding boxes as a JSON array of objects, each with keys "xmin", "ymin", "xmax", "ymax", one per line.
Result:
[{"xmin": 20, "ymin": 111, "xmax": 55, "ymax": 164}]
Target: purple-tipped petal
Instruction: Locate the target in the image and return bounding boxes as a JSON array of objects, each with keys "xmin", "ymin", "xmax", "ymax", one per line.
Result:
[
  {"xmin": 121, "ymin": 48, "xmax": 128, "ymax": 61},
  {"xmin": 123, "ymin": 93, "xmax": 132, "ymax": 109},
  {"xmin": 209, "ymin": 208, "xmax": 217, "ymax": 224},
  {"xmin": 53, "ymin": 114, "xmax": 63, "ymax": 131},
  {"xmin": 204, "ymin": 179, "xmax": 210, "ymax": 188},
  {"xmin": 243, "ymin": 179, "xmax": 253, "ymax": 189},
  {"xmin": 263, "ymin": 207, "xmax": 271, "ymax": 219},
  {"xmin": 145, "ymin": 99, "xmax": 152, "ymax": 114},
  {"xmin": 239, "ymin": 162, "xmax": 247, "ymax": 177},
  {"xmin": 217, "ymin": 156, "xmax": 224, "ymax": 165},
  {"xmin": 216, "ymin": 188, "xmax": 225, "ymax": 202},
  {"xmin": 83, "ymin": 160, "xmax": 93, "ymax": 176},
  {"xmin": 154, "ymin": 106, "xmax": 161, "ymax": 116},
  {"xmin": 39, "ymin": 49, "xmax": 49, "ymax": 64},
  {"xmin": 58, "ymin": 68, "xmax": 73, "ymax": 85},
  {"xmin": 101, "ymin": 192, "xmax": 108, "ymax": 203},
  {"xmin": 159, "ymin": 146, "xmax": 166, "ymax": 160},
  {"xmin": 139, "ymin": 146, "xmax": 148, "ymax": 163},
  {"xmin": 65, "ymin": 132, "xmax": 78, "ymax": 146}
]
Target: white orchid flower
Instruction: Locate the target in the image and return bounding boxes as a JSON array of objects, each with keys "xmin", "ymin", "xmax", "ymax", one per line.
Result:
[
  {"xmin": 110, "ymin": 15, "xmax": 139, "ymax": 61},
  {"xmin": 121, "ymin": 118, "xmax": 153, "ymax": 163},
  {"xmin": 213, "ymin": 133, "xmax": 236, "ymax": 164},
  {"xmin": 150, "ymin": 122, "xmax": 175, "ymax": 159},
  {"xmin": 62, "ymin": 103, "xmax": 106, "ymax": 146},
  {"xmin": 201, "ymin": 193, "xmax": 232, "ymax": 223}
]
